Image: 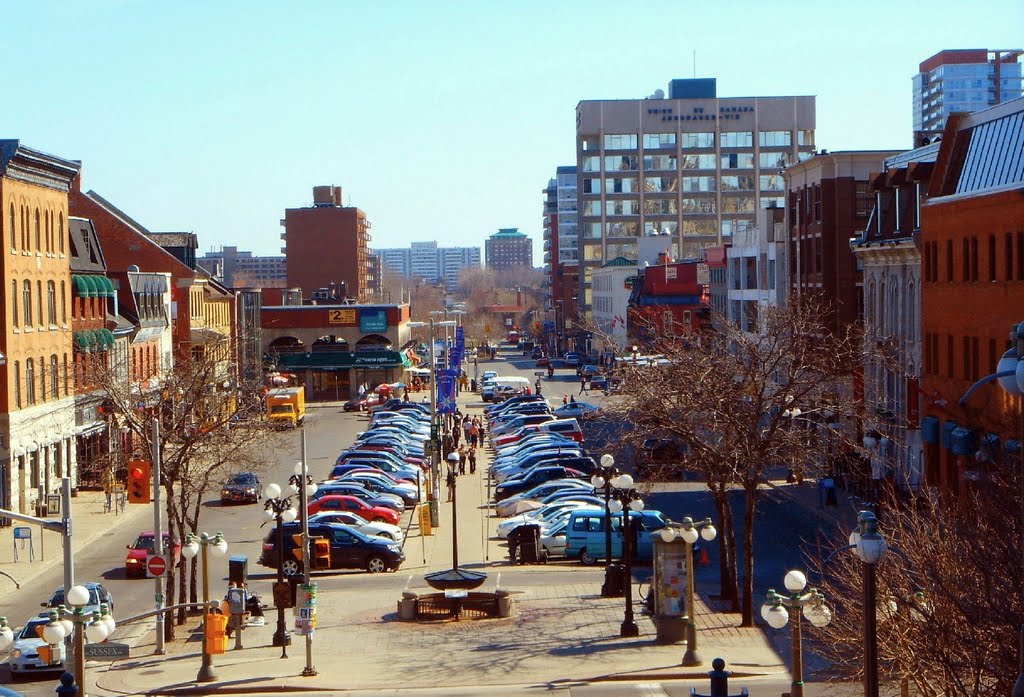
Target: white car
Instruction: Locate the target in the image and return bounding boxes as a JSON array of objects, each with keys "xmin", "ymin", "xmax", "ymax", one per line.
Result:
[
  {"xmin": 553, "ymin": 402, "xmax": 600, "ymax": 420},
  {"xmin": 541, "ymin": 519, "xmax": 569, "ymax": 558},
  {"xmin": 307, "ymin": 511, "xmax": 404, "ymax": 543},
  {"xmin": 496, "ymin": 501, "xmax": 595, "ymax": 539},
  {"xmin": 8, "ymin": 613, "xmax": 66, "ymax": 677}
]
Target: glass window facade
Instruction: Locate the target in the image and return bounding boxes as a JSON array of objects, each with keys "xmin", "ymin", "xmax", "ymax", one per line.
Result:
[
  {"xmin": 605, "ymin": 200, "xmax": 639, "ymax": 216},
  {"xmin": 606, "ymin": 221, "xmax": 639, "ymax": 237},
  {"xmin": 720, "ymin": 131, "xmax": 753, "ymax": 148},
  {"xmin": 604, "ymin": 177, "xmax": 639, "ymax": 193},
  {"xmin": 682, "ymin": 198, "xmax": 717, "ymax": 214},
  {"xmin": 759, "ymin": 130, "xmax": 792, "ymax": 147},
  {"xmin": 605, "ymin": 155, "xmax": 638, "ymax": 171},
  {"xmin": 681, "ymin": 154, "xmax": 717, "ymax": 170},
  {"xmin": 582, "ymin": 156, "xmax": 601, "ymax": 172},
  {"xmin": 721, "ymin": 175, "xmax": 755, "ymax": 191},
  {"xmin": 682, "ymin": 176, "xmax": 716, "ymax": 192},
  {"xmin": 643, "ymin": 133, "xmax": 676, "ymax": 149},
  {"xmin": 760, "ymin": 151, "xmax": 793, "ymax": 169},
  {"xmin": 721, "ymin": 153, "xmax": 755, "ymax": 169},
  {"xmin": 604, "ymin": 134, "xmax": 638, "ymax": 150},
  {"xmin": 643, "ymin": 154, "xmax": 677, "ymax": 171},
  {"xmin": 644, "ymin": 176, "xmax": 678, "ymax": 192},
  {"xmin": 681, "ymin": 132, "xmax": 715, "ymax": 148},
  {"xmin": 645, "ymin": 198, "xmax": 678, "ymax": 215}
]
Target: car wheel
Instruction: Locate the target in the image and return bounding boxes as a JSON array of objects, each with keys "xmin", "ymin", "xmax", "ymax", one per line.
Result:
[
  {"xmin": 579, "ymin": 548, "xmax": 599, "ymax": 566},
  {"xmin": 366, "ymin": 556, "xmax": 387, "ymax": 573},
  {"xmin": 378, "ymin": 532, "xmax": 395, "ymax": 540},
  {"xmin": 372, "ymin": 516, "xmax": 387, "ymax": 523},
  {"xmin": 281, "ymin": 559, "xmax": 303, "ymax": 576}
]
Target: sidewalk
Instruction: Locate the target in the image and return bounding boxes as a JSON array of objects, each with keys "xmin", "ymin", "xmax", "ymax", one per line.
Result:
[
  {"xmin": 0, "ymin": 488, "xmax": 149, "ymax": 596},
  {"xmin": 92, "ymin": 387, "xmax": 794, "ymax": 695}
]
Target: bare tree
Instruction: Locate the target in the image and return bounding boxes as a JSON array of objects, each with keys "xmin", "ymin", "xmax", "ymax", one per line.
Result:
[
  {"xmin": 604, "ymin": 299, "xmax": 867, "ymax": 624},
  {"xmin": 95, "ymin": 349, "xmax": 276, "ymax": 639}
]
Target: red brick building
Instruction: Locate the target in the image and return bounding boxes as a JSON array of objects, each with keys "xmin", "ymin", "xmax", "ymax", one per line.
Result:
[
  {"xmin": 920, "ymin": 99, "xmax": 1024, "ymax": 497},
  {"xmin": 282, "ymin": 186, "xmax": 371, "ymax": 302},
  {"xmin": 627, "ymin": 260, "xmax": 708, "ymax": 345},
  {"xmin": 785, "ymin": 151, "xmax": 898, "ymax": 332},
  {"xmin": 68, "ymin": 177, "xmax": 196, "ymax": 358}
]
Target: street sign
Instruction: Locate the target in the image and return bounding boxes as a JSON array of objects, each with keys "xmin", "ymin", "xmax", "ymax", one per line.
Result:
[
  {"xmin": 146, "ymin": 554, "xmax": 167, "ymax": 578},
  {"xmin": 84, "ymin": 641, "xmax": 130, "ymax": 659}
]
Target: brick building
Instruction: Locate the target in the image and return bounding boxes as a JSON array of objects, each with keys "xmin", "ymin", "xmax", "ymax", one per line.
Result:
[
  {"xmin": 282, "ymin": 185, "xmax": 372, "ymax": 302},
  {"xmin": 920, "ymin": 98, "xmax": 1024, "ymax": 497},
  {"xmin": 485, "ymin": 228, "xmax": 533, "ymax": 272}
]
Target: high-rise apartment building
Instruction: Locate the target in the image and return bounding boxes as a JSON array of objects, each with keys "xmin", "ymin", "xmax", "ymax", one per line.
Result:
[
  {"xmin": 199, "ymin": 246, "xmax": 286, "ymax": 289},
  {"xmin": 374, "ymin": 241, "xmax": 481, "ymax": 288},
  {"xmin": 282, "ymin": 185, "xmax": 371, "ymax": 302},
  {"xmin": 575, "ymin": 78, "xmax": 815, "ymax": 313},
  {"xmin": 485, "ymin": 228, "xmax": 533, "ymax": 272},
  {"xmin": 542, "ymin": 166, "xmax": 579, "ymax": 337},
  {"xmin": 912, "ymin": 49, "xmax": 1022, "ymax": 138}
]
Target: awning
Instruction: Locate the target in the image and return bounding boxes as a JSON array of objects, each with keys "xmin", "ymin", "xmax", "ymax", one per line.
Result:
[
  {"xmin": 72, "ymin": 275, "xmax": 96, "ymax": 298},
  {"xmin": 96, "ymin": 328, "xmax": 115, "ymax": 349},
  {"xmin": 74, "ymin": 330, "xmax": 97, "ymax": 352},
  {"xmin": 93, "ymin": 276, "xmax": 115, "ymax": 298}
]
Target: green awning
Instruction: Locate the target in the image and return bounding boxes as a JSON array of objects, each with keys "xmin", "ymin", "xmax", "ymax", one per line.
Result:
[
  {"xmin": 72, "ymin": 275, "xmax": 95, "ymax": 298},
  {"xmin": 73, "ymin": 330, "xmax": 96, "ymax": 352},
  {"xmin": 94, "ymin": 276, "xmax": 115, "ymax": 298},
  {"xmin": 96, "ymin": 328, "xmax": 115, "ymax": 349}
]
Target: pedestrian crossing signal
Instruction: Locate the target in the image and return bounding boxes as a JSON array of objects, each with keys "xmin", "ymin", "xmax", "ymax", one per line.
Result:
[
  {"xmin": 312, "ymin": 538, "xmax": 331, "ymax": 570},
  {"xmin": 127, "ymin": 460, "xmax": 152, "ymax": 504}
]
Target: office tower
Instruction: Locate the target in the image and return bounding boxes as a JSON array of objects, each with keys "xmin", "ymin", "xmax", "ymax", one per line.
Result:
[
  {"xmin": 485, "ymin": 228, "xmax": 533, "ymax": 272},
  {"xmin": 374, "ymin": 241, "xmax": 481, "ymax": 288}
]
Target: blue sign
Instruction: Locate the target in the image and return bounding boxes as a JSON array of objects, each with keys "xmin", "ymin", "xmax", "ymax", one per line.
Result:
[
  {"xmin": 436, "ymin": 369, "xmax": 458, "ymax": 414},
  {"xmin": 13, "ymin": 527, "xmax": 31, "ymax": 540},
  {"xmin": 359, "ymin": 309, "xmax": 388, "ymax": 333}
]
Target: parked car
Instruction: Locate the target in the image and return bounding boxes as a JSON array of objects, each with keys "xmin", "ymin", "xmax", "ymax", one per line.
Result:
[
  {"xmin": 535, "ymin": 356, "xmax": 551, "ymax": 368},
  {"xmin": 636, "ymin": 437, "xmax": 690, "ymax": 476},
  {"xmin": 43, "ymin": 582, "xmax": 114, "ymax": 615},
  {"xmin": 564, "ymin": 508, "xmax": 669, "ymax": 564},
  {"xmin": 306, "ymin": 495, "xmax": 400, "ymax": 525},
  {"xmin": 495, "ymin": 479, "xmax": 594, "ymax": 517},
  {"xmin": 553, "ymin": 401, "xmax": 600, "ymax": 420},
  {"xmin": 563, "ymin": 353, "xmax": 581, "ymax": 366},
  {"xmin": 125, "ymin": 531, "xmax": 182, "ymax": 578},
  {"xmin": 337, "ymin": 471, "xmax": 420, "ymax": 505},
  {"xmin": 219, "ymin": 471, "xmax": 262, "ymax": 504},
  {"xmin": 310, "ymin": 482, "xmax": 405, "ymax": 513},
  {"xmin": 343, "ymin": 394, "xmax": 379, "ymax": 412},
  {"xmin": 258, "ymin": 522, "xmax": 404, "ymax": 576},
  {"xmin": 577, "ymin": 364, "xmax": 600, "ymax": 378},
  {"xmin": 589, "ymin": 374, "xmax": 609, "ymax": 392},
  {"xmin": 7, "ymin": 613, "xmax": 66, "ymax": 677},
  {"xmin": 531, "ymin": 346, "xmax": 545, "ymax": 359},
  {"xmin": 493, "ymin": 465, "xmax": 588, "ymax": 501},
  {"xmin": 540, "ymin": 519, "xmax": 570, "ymax": 558},
  {"xmin": 306, "ymin": 511, "xmax": 404, "ymax": 542}
]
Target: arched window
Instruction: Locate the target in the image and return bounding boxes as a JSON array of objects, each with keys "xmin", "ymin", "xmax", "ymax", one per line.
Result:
[
  {"xmin": 22, "ymin": 280, "xmax": 31, "ymax": 327},
  {"xmin": 34, "ymin": 208, "xmax": 40, "ymax": 251},
  {"xmin": 63, "ymin": 354, "xmax": 70, "ymax": 395},
  {"xmin": 45, "ymin": 210, "xmax": 51, "ymax": 252},
  {"xmin": 25, "ymin": 358, "xmax": 35, "ymax": 405},
  {"xmin": 39, "ymin": 356, "xmax": 46, "ymax": 401},
  {"xmin": 8, "ymin": 204, "xmax": 14, "ymax": 249},
  {"xmin": 20, "ymin": 204, "xmax": 27, "ymax": 248},
  {"xmin": 47, "ymin": 281, "xmax": 56, "ymax": 325},
  {"xmin": 51, "ymin": 355, "xmax": 59, "ymax": 398},
  {"xmin": 13, "ymin": 361, "xmax": 21, "ymax": 408},
  {"xmin": 11, "ymin": 279, "xmax": 17, "ymax": 327},
  {"xmin": 60, "ymin": 280, "xmax": 66, "ymax": 324},
  {"xmin": 37, "ymin": 280, "xmax": 43, "ymax": 326},
  {"xmin": 58, "ymin": 212, "xmax": 64, "ymax": 253}
]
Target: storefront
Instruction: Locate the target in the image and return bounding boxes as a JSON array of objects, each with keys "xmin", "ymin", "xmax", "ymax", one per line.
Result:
[{"xmin": 274, "ymin": 350, "xmax": 410, "ymax": 402}]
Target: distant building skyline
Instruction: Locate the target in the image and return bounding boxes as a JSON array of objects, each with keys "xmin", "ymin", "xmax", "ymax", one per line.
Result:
[
  {"xmin": 198, "ymin": 245, "xmax": 287, "ymax": 289},
  {"xmin": 373, "ymin": 241, "xmax": 481, "ymax": 288},
  {"xmin": 485, "ymin": 227, "xmax": 533, "ymax": 272}
]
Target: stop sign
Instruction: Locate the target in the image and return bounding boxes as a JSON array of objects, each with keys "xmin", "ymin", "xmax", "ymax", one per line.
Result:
[{"xmin": 146, "ymin": 555, "xmax": 167, "ymax": 578}]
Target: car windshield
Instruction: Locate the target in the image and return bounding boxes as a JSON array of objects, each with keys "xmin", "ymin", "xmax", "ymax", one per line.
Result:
[
  {"xmin": 131, "ymin": 535, "xmax": 169, "ymax": 550},
  {"xmin": 21, "ymin": 618, "xmax": 50, "ymax": 639},
  {"xmin": 48, "ymin": 587, "xmax": 99, "ymax": 607},
  {"xmin": 227, "ymin": 474, "xmax": 256, "ymax": 486}
]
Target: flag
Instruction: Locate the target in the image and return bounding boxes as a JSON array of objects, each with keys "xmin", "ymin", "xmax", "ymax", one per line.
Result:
[{"xmin": 436, "ymin": 369, "xmax": 458, "ymax": 414}]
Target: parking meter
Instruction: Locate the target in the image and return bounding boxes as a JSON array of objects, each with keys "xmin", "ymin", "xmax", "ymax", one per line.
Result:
[{"xmin": 227, "ymin": 586, "xmax": 247, "ymax": 650}]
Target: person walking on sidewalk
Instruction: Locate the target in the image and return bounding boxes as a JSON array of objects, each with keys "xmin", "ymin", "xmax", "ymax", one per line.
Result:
[
  {"xmin": 562, "ymin": 394, "xmax": 568, "ymax": 405},
  {"xmin": 579, "ymin": 376, "xmax": 589, "ymax": 395},
  {"xmin": 457, "ymin": 444, "xmax": 467, "ymax": 475},
  {"xmin": 463, "ymin": 417, "xmax": 473, "ymax": 444},
  {"xmin": 535, "ymin": 378, "xmax": 542, "ymax": 396},
  {"xmin": 469, "ymin": 418, "xmax": 480, "ymax": 447},
  {"xmin": 446, "ymin": 467, "xmax": 457, "ymax": 502},
  {"xmin": 468, "ymin": 445, "xmax": 477, "ymax": 474}
]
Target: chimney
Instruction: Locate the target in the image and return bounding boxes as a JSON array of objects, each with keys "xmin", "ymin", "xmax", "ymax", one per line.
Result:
[
  {"xmin": 332, "ymin": 186, "xmax": 343, "ymax": 206},
  {"xmin": 516, "ymin": 288, "xmax": 522, "ymax": 308}
]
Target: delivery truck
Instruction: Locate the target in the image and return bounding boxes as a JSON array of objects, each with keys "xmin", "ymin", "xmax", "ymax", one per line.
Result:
[{"xmin": 266, "ymin": 386, "xmax": 306, "ymax": 428}]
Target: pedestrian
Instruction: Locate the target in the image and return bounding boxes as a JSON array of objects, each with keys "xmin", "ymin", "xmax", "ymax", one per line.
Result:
[
  {"xmin": 442, "ymin": 430, "xmax": 454, "ymax": 459},
  {"xmin": 468, "ymin": 446, "xmax": 477, "ymax": 474},
  {"xmin": 535, "ymin": 379, "xmax": 542, "ymax": 396},
  {"xmin": 570, "ymin": 394, "xmax": 576, "ymax": 404},
  {"xmin": 446, "ymin": 467, "xmax": 456, "ymax": 502},
  {"xmin": 457, "ymin": 444, "xmax": 467, "ymax": 475},
  {"xmin": 403, "ymin": 391, "xmax": 410, "ymax": 403},
  {"xmin": 479, "ymin": 417, "xmax": 486, "ymax": 442},
  {"xmin": 579, "ymin": 376, "xmax": 589, "ymax": 395},
  {"xmin": 469, "ymin": 418, "xmax": 480, "ymax": 447},
  {"xmin": 463, "ymin": 416, "xmax": 473, "ymax": 444},
  {"xmin": 452, "ymin": 424, "xmax": 461, "ymax": 449},
  {"xmin": 563, "ymin": 394, "xmax": 568, "ymax": 405}
]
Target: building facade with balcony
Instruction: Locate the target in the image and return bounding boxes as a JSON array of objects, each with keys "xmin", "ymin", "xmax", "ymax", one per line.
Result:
[
  {"xmin": 725, "ymin": 206, "xmax": 788, "ymax": 335},
  {"xmin": 198, "ymin": 246, "xmax": 287, "ymax": 289}
]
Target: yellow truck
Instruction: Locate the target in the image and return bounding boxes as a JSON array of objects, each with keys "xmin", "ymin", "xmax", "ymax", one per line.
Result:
[{"xmin": 266, "ymin": 386, "xmax": 306, "ymax": 428}]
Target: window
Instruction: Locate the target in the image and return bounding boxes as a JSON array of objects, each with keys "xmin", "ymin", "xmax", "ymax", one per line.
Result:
[
  {"xmin": 11, "ymin": 280, "xmax": 17, "ymax": 327},
  {"xmin": 720, "ymin": 131, "xmax": 752, "ymax": 148},
  {"xmin": 582, "ymin": 156, "xmax": 601, "ymax": 172},
  {"xmin": 25, "ymin": 358, "xmax": 35, "ymax": 405},
  {"xmin": 50, "ymin": 355, "xmax": 59, "ymax": 398},
  {"xmin": 58, "ymin": 213, "xmax": 64, "ymax": 253},
  {"xmin": 13, "ymin": 361, "xmax": 21, "ymax": 408},
  {"xmin": 1006, "ymin": 234, "xmax": 1014, "ymax": 281},
  {"xmin": 603, "ymin": 134, "xmax": 637, "ymax": 150},
  {"xmin": 47, "ymin": 281, "xmax": 56, "ymax": 325},
  {"xmin": 8, "ymin": 204, "xmax": 14, "ymax": 249},
  {"xmin": 962, "ymin": 239, "xmax": 970, "ymax": 281},
  {"xmin": 759, "ymin": 130, "xmax": 792, "ymax": 147},
  {"xmin": 605, "ymin": 155, "xmax": 638, "ymax": 171},
  {"xmin": 60, "ymin": 280, "xmax": 66, "ymax": 323},
  {"xmin": 946, "ymin": 239, "xmax": 954, "ymax": 281},
  {"xmin": 22, "ymin": 280, "xmax": 31, "ymax": 328},
  {"xmin": 63, "ymin": 354, "xmax": 69, "ymax": 394},
  {"xmin": 37, "ymin": 281, "xmax": 43, "ymax": 325},
  {"xmin": 760, "ymin": 152, "xmax": 791, "ymax": 168},
  {"xmin": 970, "ymin": 237, "xmax": 979, "ymax": 281},
  {"xmin": 582, "ymin": 178, "xmax": 601, "ymax": 194},
  {"xmin": 946, "ymin": 335, "xmax": 954, "ymax": 377},
  {"xmin": 643, "ymin": 133, "xmax": 675, "ymax": 149},
  {"xmin": 988, "ymin": 235, "xmax": 997, "ymax": 281},
  {"xmin": 34, "ymin": 208, "xmax": 40, "ymax": 251},
  {"xmin": 39, "ymin": 357, "xmax": 45, "ymax": 401},
  {"xmin": 681, "ymin": 132, "xmax": 714, "ymax": 148}
]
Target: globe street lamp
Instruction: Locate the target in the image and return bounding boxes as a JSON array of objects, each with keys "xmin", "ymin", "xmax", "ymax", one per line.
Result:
[
  {"xmin": 609, "ymin": 480, "xmax": 643, "ymax": 638},
  {"xmin": 847, "ymin": 510, "xmax": 888, "ymax": 697},
  {"xmin": 660, "ymin": 516, "xmax": 717, "ymax": 666},
  {"xmin": 263, "ymin": 483, "xmax": 298, "ymax": 655},
  {"xmin": 762, "ymin": 570, "xmax": 833, "ymax": 697},
  {"xmin": 590, "ymin": 454, "xmax": 625, "ymax": 597},
  {"xmin": 181, "ymin": 531, "xmax": 228, "ymax": 682}
]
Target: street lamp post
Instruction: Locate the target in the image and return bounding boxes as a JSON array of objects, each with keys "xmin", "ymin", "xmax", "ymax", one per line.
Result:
[
  {"xmin": 290, "ymin": 453, "xmax": 318, "ymax": 677},
  {"xmin": 761, "ymin": 570, "xmax": 833, "ymax": 697},
  {"xmin": 263, "ymin": 484, "xmax": 298, "ymax": 655},
  {"xmin": 181, "ymin": 531, "xmax": 228, "ymax": 682},
  {"xmin": 660, "ymin": 516, "xmax": 717, "ymax": 666},
  {"xmin": 847, "ymin": 510, "xmax": 888, "ymax": 697},
  {"xmin": 609, "ymin": 481, "xmax": 643, "ymax": 638},
  {"xmin": 590, "ymin": 454, "xmax": 625, "ymax": 597},
  {"xmin": 38, "ymin": 587, "xmax": 114, "ymax": 697}
]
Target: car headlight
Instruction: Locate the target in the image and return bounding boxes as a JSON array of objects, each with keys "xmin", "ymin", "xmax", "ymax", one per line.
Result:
[
  {"xmin": 246, "ymin": 488, "xmax": 256, "ymax": 494},
  {"xmin": 10, "ymin": 648, "xmax": 21, "ymax": 659},
  {"xmin": 127, "ymin": 558, "xmax": 141, "ymax": 564},
  {"xmin": 387, "ymin": 544, "xmax": 401, "ymax": 552},
  {"xmin": 221, "ymin": 490, "xmax": 230, "ymax": 496}
]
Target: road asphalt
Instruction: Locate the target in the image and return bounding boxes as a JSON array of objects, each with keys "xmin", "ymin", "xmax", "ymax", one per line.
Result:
[{"xmin": 1, "ymin": 353, "xmax": 867, "ymax": 696}]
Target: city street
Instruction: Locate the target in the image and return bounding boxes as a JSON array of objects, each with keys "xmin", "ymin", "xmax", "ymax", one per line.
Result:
[{"xmin": 1, "ymin": 350, "xmax": 849, "ymax": 696}]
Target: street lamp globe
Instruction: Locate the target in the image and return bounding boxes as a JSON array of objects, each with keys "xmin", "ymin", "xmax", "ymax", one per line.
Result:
[
  {"xmin": 805, "ymin": 602, "xmax": 833, "ymax": 628},
  {"xmin": 855, "ymin": 533, "xmax": 888, "ymax": 564},
  {"xmin": 608, "ymin": 499, "xmax": 623, "ymax": 514},
  {"xmin": 784, "ymin": 570, "xmax": 808, "ymax": 593},
  {"xmin": 264, "ymin": 483, "xmax": 282, "ymax": 499},
  {"xmin": 182, "ymin": 537, "xmax": 200, "ymax": 560},
  {"xmin": 628, "ymin": 498, "xmax": 644, "ymax": 512},
  {"xmin": 762, "ymin": 601, "xmax": 790, "ymax": 629},
  {"xmin": 680, "ymin": 526, "xmax": 699, "ymax": 544},
  {"xmin": 85, "ymin": 618, "xmax": 109, "ymax": 643},
  {"xmin": 264, "ymin": 507, "xmax": 277, "ymax": 520},
  {"xmin": 99, "ymin": 606, "xmax": 116, "ymax": 634},
  {"xmin": 282, "ymin": 508, "xmax": 298, "ymax": 523},
  {"xmin": 600, "ymin": 454, "xmax": 615, "ymax": 469},
  {"xmin": 42, "ymin": 614, "xmax": 66, "ymax": 645},
  {"xmin": 590, "ymin": 474, "xmax": 605, "ymax": 488},
  {"xmin": 210, "ymin": 534, "xmax": 228, "ymax": 557},
  {"xmin": 611, "ymin": 473, "xmax": 633, "ymax": 489},
  {"xmin": 66, "ymin": 585, "xmax": 90, "ymax": 607},
  {"xmin": 700, "ymin": 523, "xmax": 717, "ymax": 542},
  {"xmin": 55, "ymin": 607, "xmax": 73, "ymax": 637},
  {"xmin": 659, "ymin": 527, "xmax": 677, "ymax": 543}
]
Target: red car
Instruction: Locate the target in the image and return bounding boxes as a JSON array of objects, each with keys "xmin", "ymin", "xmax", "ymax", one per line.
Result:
[
  {"xmin": 306, "ymin": 495, "xmax": 400, "ymax": 525},
  {"xmin": 125, "ymin": 531, "xmax": 182, "ymax": 578}
]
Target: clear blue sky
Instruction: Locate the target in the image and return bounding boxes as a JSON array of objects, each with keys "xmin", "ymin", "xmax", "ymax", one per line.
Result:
[{"xmin": 4, "ymin": 0, "xmax": 1022, "ymax": 261}]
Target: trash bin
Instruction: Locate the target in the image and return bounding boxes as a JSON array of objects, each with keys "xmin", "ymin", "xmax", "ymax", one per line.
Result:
[
  {"xmin": 509, "ymin": 524, "xmax": 543, "ymax": 564},
  {"xmin": 602, "ymin": 562, "xmax": 626, "ymax": 597},
  {"xmin": 471, "ymin": 379, "xmax": 477, "ymax": 393}
]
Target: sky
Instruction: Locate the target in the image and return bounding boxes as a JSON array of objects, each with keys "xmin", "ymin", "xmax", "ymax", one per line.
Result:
[{"xmin": 3, "ymin": 0, "xmax": 1022, "ymax": 262}]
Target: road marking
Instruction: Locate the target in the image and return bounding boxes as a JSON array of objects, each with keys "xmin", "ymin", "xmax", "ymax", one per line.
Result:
[{"xmin": 635, "ymin": 682, "xmax": 671, "ymax": 697}]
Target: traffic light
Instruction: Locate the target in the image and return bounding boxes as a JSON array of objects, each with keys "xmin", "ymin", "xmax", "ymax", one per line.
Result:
[
  {"xmin": 312, "ymin": 538, "xmax": 331, "ymax": 570},
  {"xmin": 127, "ymin": 460, "xmax": 152, "ymax": 504}
]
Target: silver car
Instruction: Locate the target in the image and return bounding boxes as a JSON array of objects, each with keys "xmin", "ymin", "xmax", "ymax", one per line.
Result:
[{"xmin": 8, "ymin": 613, "xmax": 66, "ymax": 676}]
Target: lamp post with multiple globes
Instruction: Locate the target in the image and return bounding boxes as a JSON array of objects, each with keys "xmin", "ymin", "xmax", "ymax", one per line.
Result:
[
  {"xmin": 262, "ymin": 483, "xmax": 298, "ymax": 655},
  {"xmin": 181, "ymin": 531, "xmax": 228, "ymax": 682},
  {"xmin": 590, "ymin": 454, "xmax": 626, "ymax": 597},
  {"xmin": 761, "ymin": 570, "xmax": 833, "ymax": 697},
  {"xmin": 609, "ymin": 483, "xmax": 644, "ymax": 638}
]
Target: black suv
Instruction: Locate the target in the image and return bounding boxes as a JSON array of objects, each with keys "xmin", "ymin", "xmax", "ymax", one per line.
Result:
[
  {"xmin": 259, "ymin": 522, "xmax": 404, "ymax": 575},
  {"xmin": 636, "ymin": 438, "xmax": 689, "ymax": 477}
]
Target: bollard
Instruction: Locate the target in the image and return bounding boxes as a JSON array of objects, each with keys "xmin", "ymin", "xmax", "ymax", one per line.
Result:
[
  {"xmin": 496, "ymin": 589, "xmax": 516, "ymax": 618},
  {"xmin": 690, "ymin": 658, "xmax": 749, "ymax": 697},
  {"xmin": 398, "ymin": 592, "xmax": 418, "ymax": 621},
  {"xmin": 56, "ymin": 671, "xmax": 77, "ymax": 697}
]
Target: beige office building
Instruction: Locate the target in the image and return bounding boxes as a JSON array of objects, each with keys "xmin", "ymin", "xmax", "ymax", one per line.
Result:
[{"xmin": 575, "ymin": 78, "xmax": 816, "ymax": 311}]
